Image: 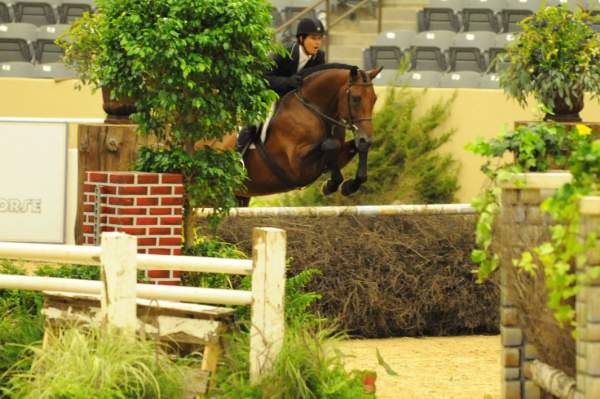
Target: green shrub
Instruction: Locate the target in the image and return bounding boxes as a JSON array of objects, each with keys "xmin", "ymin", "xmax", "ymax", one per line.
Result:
[
  {"xmin": 4, "ymin": 326, "xmax": 197, "ymax": 399},
  {"xmin": 259, "ymin": 86, "xmax": 459, "ymax": 206},
  {"xmin": 214, "ymin": 324, "xmax": 373, "ymax": 399}
]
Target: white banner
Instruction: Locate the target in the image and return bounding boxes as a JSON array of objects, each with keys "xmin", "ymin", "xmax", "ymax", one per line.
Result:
[{"xmin": 0, "ymin": 122, "xmax": 67, "ymax": 243}]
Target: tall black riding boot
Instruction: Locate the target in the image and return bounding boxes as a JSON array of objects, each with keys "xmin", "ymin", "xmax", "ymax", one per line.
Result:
[{"xmin": 236, "ymin": 125, "xmax": 257, "ymax": 153}]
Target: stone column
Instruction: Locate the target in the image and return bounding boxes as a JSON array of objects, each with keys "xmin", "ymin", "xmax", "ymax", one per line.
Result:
[
  {"xmin": 577, "ymin": 196, "xmax": 600, "ymax": 399},
  {"xmin": 498, "ymin": 172, "xmax": 572, "ymax": 399}
]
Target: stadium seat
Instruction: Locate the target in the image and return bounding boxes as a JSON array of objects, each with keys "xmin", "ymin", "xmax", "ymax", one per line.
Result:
[
  {"xmin": 461, "ymin": 0, "xmax": 503, "ymax": 32},
  {"xmin": 372, "ymin": 69, "xmax": 404, "ymax": 86},
  {"xmin": 0, "ymin": 60, "xmax": 35, "ymax": 77},
  {"xmin": 33, "ymin": 61, "xmax": 74, "ymax": 77},
  {"xmin": 488, "ymin": 32, "xmax": 516, "ymax": 72},
  {"xmin": 0, "ymin": 22, "xmax": 36, "ymax": 62},
  {"xmin": 546, "ymin": 0, "xmax": 578, "ymax": 11},
  {"xmin": 480, "ymin": 72, "xmax": 500, "ymax": 88},
  {"xmin": 417, "ymin": 0, "xmax": 462, "ymax": 32},
  {"xmin": 439, "ymin": 71, "xmax": 482, "ymax": 87},
  {"xmin": 400, "ymin": 70, "xmax": 443, "ymax": 87},
  {"xmin": 374, "ymin": 30, "xmax": 416, "ymax": 51},
  {"xmin": 35, "ymin": 23, "xmax": 67, "ymax": 63},
  {"xmin": 0, "ymin": 2, "xmax": 10, "ymax": 23},
  {"xmin": 410, "ymin": 30, "xmax": 455, "ymax": 71},
  {"xmin": 58, "ymin": 0, "xmax": 94, "ymax": 24},
  {"xmin": 13, "ymin": 0, "xmax": 59, "ymax": 26},
  {"xmin": 366, "ymin": 46, "xmax": 404, "ymax": 69},
  {"xmin": 448, "ymin": 31, "xmax": 495, "ymax": 72},
  {"xmin": 501, "ymin": 0, "xmax": 538, "ymax": 33}
]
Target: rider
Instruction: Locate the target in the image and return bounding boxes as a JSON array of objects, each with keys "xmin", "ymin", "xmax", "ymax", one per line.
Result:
[{"xmin": 236, "ymin": 17, "xmax": 327, "ymax": 152}]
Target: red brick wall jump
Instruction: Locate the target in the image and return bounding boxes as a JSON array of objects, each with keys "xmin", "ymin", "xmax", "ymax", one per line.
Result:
[{"xmin": 82, "ymin": 172, "xmax": 184, "ymax": 285}]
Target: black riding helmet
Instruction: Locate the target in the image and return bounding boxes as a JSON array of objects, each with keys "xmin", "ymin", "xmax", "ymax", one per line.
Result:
[{"xmin": 296, "ymin": 17, "xmax": 326, "ymax": 38}]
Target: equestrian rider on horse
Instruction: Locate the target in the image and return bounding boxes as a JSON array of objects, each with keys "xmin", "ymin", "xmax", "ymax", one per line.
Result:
[{"xmin": 236, "ymin": 17, "xmax": 326, "ymax": 152}]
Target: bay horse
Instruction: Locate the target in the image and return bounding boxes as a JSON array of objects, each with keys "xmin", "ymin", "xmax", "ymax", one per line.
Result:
[{"xmin": 205, "ymin": 64, "xmax": 383, "ymax": 205}]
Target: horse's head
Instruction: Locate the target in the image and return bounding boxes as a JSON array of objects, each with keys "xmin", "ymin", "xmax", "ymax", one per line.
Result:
[{"xmin": 336, "ymin": 66, "xmax": 383, "ymax": 151}]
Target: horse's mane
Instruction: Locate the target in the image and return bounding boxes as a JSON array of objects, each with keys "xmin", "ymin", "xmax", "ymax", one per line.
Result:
[{"xmin": 299, "ymin": 63, "xmax": 360, "ymax": 79}]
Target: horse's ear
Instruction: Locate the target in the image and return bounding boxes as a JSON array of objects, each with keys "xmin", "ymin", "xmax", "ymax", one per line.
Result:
[
  {"xmin": 367, "ymin": 66, "xmax": 384, "ymax": 81},
  {"xmin": 350, "ymin": 66, "xmax": 359, "ymax": 83}
]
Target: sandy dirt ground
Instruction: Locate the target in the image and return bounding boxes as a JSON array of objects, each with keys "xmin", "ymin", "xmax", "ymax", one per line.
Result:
[{"xmin": 336, "ymin": 335, "xmax": 501, "ymax": 399}]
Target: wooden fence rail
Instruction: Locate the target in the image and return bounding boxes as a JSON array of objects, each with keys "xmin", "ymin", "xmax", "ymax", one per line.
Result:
[{"xmin": 0, "ymin": 227, "xmax": 286, "ymax": 383}]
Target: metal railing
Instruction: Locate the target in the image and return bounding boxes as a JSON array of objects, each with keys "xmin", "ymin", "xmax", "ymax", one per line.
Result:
[{"xmin": 275, "ymin": 0, "xmax": 383, "ymax": 57}]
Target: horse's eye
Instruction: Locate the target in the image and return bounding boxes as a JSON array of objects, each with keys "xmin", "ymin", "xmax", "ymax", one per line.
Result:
[{"xmin": 351, "ymin": 96, "xmax": 361, "ymax": 106}]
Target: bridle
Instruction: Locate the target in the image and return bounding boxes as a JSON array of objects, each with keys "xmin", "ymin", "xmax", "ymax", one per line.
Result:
[{"xmin": 293, "ymin": 71, "xmax": 374, "ymax": 147}]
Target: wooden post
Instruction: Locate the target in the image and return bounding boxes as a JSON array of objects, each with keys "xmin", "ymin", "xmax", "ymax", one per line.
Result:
[
  {"xmin": 249, "ymin": 227, "xmax": 286, "ymax": 383},
  {"xmin": 100, "ymin": 232, "xmax": 137, "ymax": 335}
]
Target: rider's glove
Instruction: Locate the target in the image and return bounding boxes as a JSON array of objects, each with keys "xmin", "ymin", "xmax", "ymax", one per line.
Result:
[{"xmin": 288, "ymin": 74, "xmax": 303, "ymax": 90}]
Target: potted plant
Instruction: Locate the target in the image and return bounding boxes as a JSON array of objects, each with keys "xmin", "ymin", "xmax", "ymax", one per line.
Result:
[
  {"xmin": 499, "ymin": 6, "xmax": 600, "ymax": 122},
  {"xmin": 57, "ymin": 12, "xmax": 136, "ymax": 124}
]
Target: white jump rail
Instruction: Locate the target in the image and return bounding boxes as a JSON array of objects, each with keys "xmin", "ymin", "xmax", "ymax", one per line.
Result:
[{"xmin": 0, "ymin": 227, "xmax": 286, "ymax": 383}]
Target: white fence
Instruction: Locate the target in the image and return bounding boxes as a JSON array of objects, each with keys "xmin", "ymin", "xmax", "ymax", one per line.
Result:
[{"xmin": 0, "ymin": 227, "xmax": 286, "ymax": 383}]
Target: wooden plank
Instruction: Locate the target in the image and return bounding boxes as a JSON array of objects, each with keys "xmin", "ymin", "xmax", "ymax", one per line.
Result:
[
  {"xmin": 100, "ymin": 232, "xmax": 137, "ymax": 335},
  {"xmin": 75, "ymin": 124, "xmax": 156, "ymax": 244},
  {"xmin": 249, "ymin": 227, "xmax": 286, "ymax": 383}
]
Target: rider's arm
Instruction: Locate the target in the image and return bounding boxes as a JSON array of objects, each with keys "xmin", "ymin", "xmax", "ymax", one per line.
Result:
[{"xmin": 264, "ymin": 51, "xmax": 298, "ymax": 95}]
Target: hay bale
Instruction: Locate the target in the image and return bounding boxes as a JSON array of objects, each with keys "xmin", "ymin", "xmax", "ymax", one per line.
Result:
[{"xmin": 198, "ymin": 211, "xmax": 499, "ymax": 338}]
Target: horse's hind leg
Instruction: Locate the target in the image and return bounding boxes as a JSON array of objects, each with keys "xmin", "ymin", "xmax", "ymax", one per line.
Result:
[{"xmin": 320, "ymin": 139, "xmax": 344, "ymax": 196}]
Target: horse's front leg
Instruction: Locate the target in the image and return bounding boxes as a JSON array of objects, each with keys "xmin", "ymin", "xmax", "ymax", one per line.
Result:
[
  {"xmin": 341, "ymin": 140, "xmax": 370, "ymax": 196},
  {"xmin": 320, "ymin": 138, "xmax": 345, "ymax": 196}
]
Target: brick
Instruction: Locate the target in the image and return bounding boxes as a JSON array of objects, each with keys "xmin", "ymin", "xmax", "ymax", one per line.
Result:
[
  {"xmin": 171, "ymin": 248, "xmax": 181, "ymax": 256},
  {"xmin": 85, "ymin": 236, "xmax": 95, "ymax": 244},
  {"xmin": 150, "ymin": 186, "xmax": 172, "ymax": 195},
  {"xmin": 173, "ymin": 227, "xmax": 182, "ymax": 235},
  {"xmin": 585, "ymin": 323, "xmax": 600, "ymax": 342},
  {"xmin": 149, "ymin": 227, "xmax": 171, "ymax": 235},
  {"xmin": 148, "ymin": 248, "xmax": 170, "ymax": 255},
  {"xmin": 101, "ymin": 186, "xmax": 117, "ymax": 195},
  {"xmin": 172, "ymin": 271, "xmax": 181, "ymax": 278},
  {"xmin": 136, "ymin": 197, "xmax": 159, "ymax": 206},
  {"xmin": 161, "ymin": 174, "xmax": 183, "ymax": 184},
  {"xmin": 149, "ymin": 207, "xmax": 171, "ymax": 215},
  {"xmin": 118, "ymin": 186, "xmax": 148, "ymax": 195},
  {"xmin": 502, "ymin": 380, "xmax": 521, "ymax": 399},
  {"xmin": 174, "ymin": 208, "xmax": 182, "ymax": 215},
  {"xmin": 86, "ymin": 215, "xmax": 95, "ymax": 223},
  {"xmin": 161, "ymin": 196, "xmax": 183, "ymax": 206},
  {"xmin": 83, "ymin": 204, "xmax": 94, "ymax": 213},
  {"xmin": 520, "ymin": 189, "xmax": 542, "ymax": 205},
  {"xmin": 502, "ymin": 190, "xmax": 519, "ymax": 206},
  {"xmin": 108, "ymin": 217, "xmax": 134, "ymax": 225},
  {"xmin": 174, "ymin": 186, "xmax": 184, "ymax": 195},
  {"xmin": 109, "ymin": 197, "xmax": 134, "ymax": 206},
  {"xmin": 579, "ymin": 341, "xmax": 587, "ymax": 356},
  {"xmin": 117, "ymin": 207, "xmax": 146, "ymax": 215},
  {"xmin": 101, "ymin": 226, "xmax": 115, "ymax": 232},
  {"xmin": 137, "ymin": 217, "xmax": 158, "ymax": 225},
  {"xmin": 586, "ymin": 377, "xmax": 600, "ymax": 398},
  {"xmin": 137, "ymin": 174, "xmax": 159, "ymax": 184},
  {"xmin": 101, "ymin": 206, "xmax": 116, "ymax": 214},
  {"xmin": 88, "ymin": 172, "xmax": 108, "ymax": 183},
  {"xmin": 137, "ymin": 248, "xmax": 147, "ymax": 254},
  {"xmin": 525, "ymin": 344, "xmax": 538, "ymax": 360},
  {"xmin": 502, "ymin": 307, "xmax": 519, "ymax": 327},
  {"xmin": 118, "ymin": 227, "xmax": 147, "ymax": 236},
  {"xmin": 109, "ymin": 174, "xmax": 135, "ymax": 184},
  {"xmin": 83, "ymin": 225, "xmax": 94, "ymax": 234},
  {"xmin": 577, "ymin": 355, "xmax": 587, "ymax": 374},
  {"xmin": 160, "ymin": 216, "xmax": 182, "ymax": 225},
  {"xmin": 524, "ymin": 381, "xmax": 540, "ymax": 399},
  {"xmin": 159, "ymin": 237, "xmax": 181, "ymax": 246},
  {"xmin": 148, "ymin": 270, "xmax": 170, "ymax": 278},
  {"xmin": 137, "ymin": 237, "xmax": 157, "ymax": 246},
  {"xmin": 588, "ymin": 288, "xmax": 600, "ymax": 322},
  {"xmin": 504, "ymin": 367, "xmax": 521, "ymax": 381},
  {"xmin": 83, "ymin": 183, "xmax": 95, "ymax": 193},
  {"xmin": 502, "ymin": 327, "xmax": 524, "ymax": 347},
  {"xmin": 86, "ymin": 194, "xmax": 96, "ymax": 203},
  {"xmin": 587, "ymin": 343, "xmax": 600, "ymax": 376},
  {"xmin": 503, "ymin": 348, "xmax": 520, "ymax": 367}
]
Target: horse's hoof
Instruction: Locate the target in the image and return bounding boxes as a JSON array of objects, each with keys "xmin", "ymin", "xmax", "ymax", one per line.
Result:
[
  {"xmin": 321, "ymin": 180, "xmax": 338, "ymax": 196},
  {"xmin": 341, "ymin": 179, "xmax": 359, "ymax": 196}
]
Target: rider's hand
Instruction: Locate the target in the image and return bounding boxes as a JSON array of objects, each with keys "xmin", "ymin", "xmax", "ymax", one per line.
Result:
[{"xmin": 288, "ymin": 74, "xmax": 303, "ymax": 89}]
